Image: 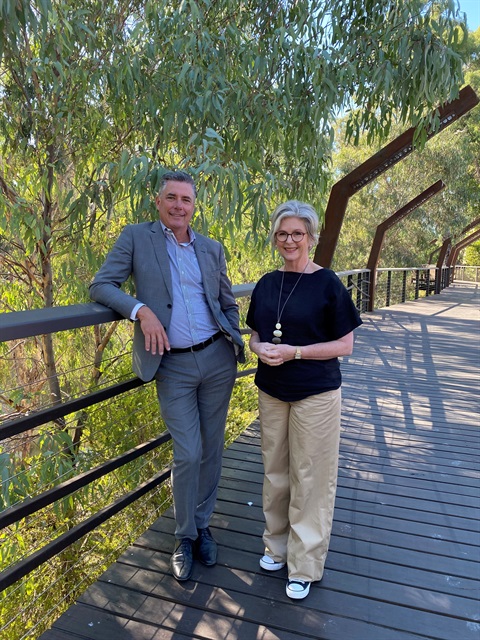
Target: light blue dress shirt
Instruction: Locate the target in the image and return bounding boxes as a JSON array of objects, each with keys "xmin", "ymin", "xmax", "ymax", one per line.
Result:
[{"xmin": 132, "ymin": 224, "xmax": 218, "ymax": 348}]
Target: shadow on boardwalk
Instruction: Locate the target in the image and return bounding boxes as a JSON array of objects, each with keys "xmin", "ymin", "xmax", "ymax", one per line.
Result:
[{"xmin": 40, "ymin": 282, "xmax": 480, "ymax": 640}]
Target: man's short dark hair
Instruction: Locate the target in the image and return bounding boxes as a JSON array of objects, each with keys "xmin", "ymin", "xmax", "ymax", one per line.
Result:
[{"xmin": 158, "ymin": 171, "xmax": 197, "ymax": 197}]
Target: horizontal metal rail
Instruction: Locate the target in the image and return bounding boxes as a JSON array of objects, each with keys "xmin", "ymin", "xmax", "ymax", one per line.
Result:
[
  {"xmin": 0, "ymin": 377, "xmax": 145, "ymax": 442},
  {"xmin": 1, "ymin": 269, "xmax": 442, "ymax": 344},
  {"xmin": 0, "ymin": 465, "xmax": 171, "ymax": 593},
  {"xmin": 0, "ymin": 302, "xmax": 122, "ymax": 343},
  {"xmin": 0, "ymin": 431, "xmax": 171, "ymax": 529},
  {"xmin": 0, "ymin": 285, "xmax": 257, "ymax": 342},
  {"xmin": 0, "ymin": 266, "xmax": 461, "ymax": 599}
]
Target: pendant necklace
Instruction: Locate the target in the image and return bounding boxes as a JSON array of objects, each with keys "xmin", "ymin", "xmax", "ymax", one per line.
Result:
[{"xmin": 272, "ymin": 262, "xmax": 309, "ymax": 344}]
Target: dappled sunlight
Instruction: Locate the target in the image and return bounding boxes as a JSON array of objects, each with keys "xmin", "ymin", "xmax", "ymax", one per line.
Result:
[{"xmin": 3, "ymin": 284, "xmax": 478, "ymax": 639}]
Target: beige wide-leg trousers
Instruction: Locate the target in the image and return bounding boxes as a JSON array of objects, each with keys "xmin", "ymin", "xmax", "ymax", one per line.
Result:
[{"xmin": 258, "ymin": 387, "xmax": 342, "ymax": 582}]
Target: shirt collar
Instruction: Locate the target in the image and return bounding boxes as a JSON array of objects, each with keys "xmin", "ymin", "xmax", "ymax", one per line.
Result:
[{"xmin": 161, "ymin": 221, "xmax": 195, "ymax": 246}]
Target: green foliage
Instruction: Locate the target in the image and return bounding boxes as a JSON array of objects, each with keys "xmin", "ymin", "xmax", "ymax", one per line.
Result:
[
  {"xmin": 330, "ymin": 28, "xmax": 480, "ymax": 273},
  {"xmin": 464, "ymin": 240, "xmax": 480, "ymax": 265},
  {"xmin": 225, "ymin": 376, "xmax": 259, "ymax": 446},
  {"xmin": 0, "ymin": 351, "xmax": 259, "ymax": 639},
  {"xmin": 0, "ymin": 295, "xmax": 261, "ymax": 638},
  {"xmin": 0, "ymin": 4, "xmax": 477, "ymax": 638},
  {"xmin": 0, "ymin": 1, "xmax": 468, "ymax": 311}
]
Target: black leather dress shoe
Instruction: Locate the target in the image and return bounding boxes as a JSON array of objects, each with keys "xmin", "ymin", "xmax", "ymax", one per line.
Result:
[
  {"xmin": 170, "ymin": 539, "xmax": 194, "ymax": 581},
  {"xmin": 195, "ymin": 527, "xmax": 217, "ymax": 566}
]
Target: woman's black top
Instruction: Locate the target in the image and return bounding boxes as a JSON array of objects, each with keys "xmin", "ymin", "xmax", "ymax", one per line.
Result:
[{"xmin": 246, "ymin": 268, "xmax": 362, "ymax": 402}]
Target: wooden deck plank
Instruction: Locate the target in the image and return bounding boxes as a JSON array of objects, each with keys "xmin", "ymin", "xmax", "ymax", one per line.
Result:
[
  {"xmin": 39, "ymin": 282, "xmax": 480, "ymax": 639},
  {"xmin": 220, "ymin": 467, "xmax": 478, "ymax": 528}
]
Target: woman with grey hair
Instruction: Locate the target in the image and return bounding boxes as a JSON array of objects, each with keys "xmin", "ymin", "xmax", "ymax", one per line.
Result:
[{"xmin": 246, "ymin": 200, "xmax": 362, "ymax": 600}]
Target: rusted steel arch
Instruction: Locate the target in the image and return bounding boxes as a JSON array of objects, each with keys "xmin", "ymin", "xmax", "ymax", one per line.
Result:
[
  {"xmin": 447, "ymin": 227, "xmax": 480, "ymax": 268},
  {"xmin": 436, "ymin": 237, "xmax": 452, "ymax": 269},
  {"xmin": 430, "ymin": 218, "xmax": 480, "ymax": 267},
  {"xmin": 366, "ymin": 181, "xmax": 445, "ymax": 311},
  {"xmin": 446, "ymin": 217, "xmax": 480, "ymax": 268},
  {"xmin": 313, "ymin": 85, "xmax": 479, "ymax": 268},
  {"xmin": 459, "ymin": 217, "xmax": 480, "ymax": 236}
]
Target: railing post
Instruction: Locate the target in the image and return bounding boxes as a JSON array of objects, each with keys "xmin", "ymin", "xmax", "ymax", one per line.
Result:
[
  {"xmin": 435, "ymin": 266, "xmax": 444, "ymax": 295},
  {"xmin": 425, "ymin": 269, "xmax": 431, "ymax": 297},
  {"xmin": 386, "ymin": 270, "xmax": 392, "ymax": 307},
  {"xmin": 356, "ymin": 272, "xmax": 362, "ymax": 310},
  {"xmin": 401, "ymin": 270, "xmax": 407, "ymax": 302},
  {"xmin": 347, "ymin": 273, "xmax": 353, "ymax": 302},
  {"xmin": 363, "ymin": 271, "xmax": 371, "ymax": 312},
  {"xmin": 415, "ymin": 269, "xmax": 420, "ymax": 299}
]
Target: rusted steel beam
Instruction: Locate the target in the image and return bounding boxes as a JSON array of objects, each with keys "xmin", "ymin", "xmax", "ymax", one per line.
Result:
[
  {"xmin": 447, "ymin": 228, "xmax": 480, "ymax": 268},
  {"xmin": 366, "ymin": 181, "xmax": 445, "ymax": 311},
  {"xmin": 460, "ymin": 217, "xmax": 480, "ymax": 235},
  {"xmin": 314, "ymin": 85, "xmax": 479, "ymax": 268},
  {"xmin": 436, "ymin": 238, "xmax": 452, "ymax": 269},
  {"xmin": 428, "ymin": 219, "xmax": 480, "ymax": 264}
]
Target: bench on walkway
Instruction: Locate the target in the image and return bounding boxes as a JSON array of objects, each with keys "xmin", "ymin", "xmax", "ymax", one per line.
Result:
[{"xmin": 411, "ymin": 267, "xmax": 437, "ymax": 291}]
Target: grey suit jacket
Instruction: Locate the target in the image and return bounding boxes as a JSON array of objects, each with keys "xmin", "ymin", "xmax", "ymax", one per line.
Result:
[{"xmin": 89, "ymin": 221, "xmax": 245, "ymax": 381}]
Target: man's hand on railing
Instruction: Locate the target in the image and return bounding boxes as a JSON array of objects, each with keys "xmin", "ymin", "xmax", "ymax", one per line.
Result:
[{"xmin": 136, "ymin": 306, "xmax": 170, "ymax": 356}]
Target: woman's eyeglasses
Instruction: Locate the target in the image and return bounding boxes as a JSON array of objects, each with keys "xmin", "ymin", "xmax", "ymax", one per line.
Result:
[{"xmin": 275, "ymin": 231, "xmax": 306, "ymax": 243}]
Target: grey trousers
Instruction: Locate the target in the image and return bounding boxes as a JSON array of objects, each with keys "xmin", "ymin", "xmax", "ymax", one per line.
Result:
[{"xmin": 155, "ymin": 336, "xmax": 237, "ymax": 539}]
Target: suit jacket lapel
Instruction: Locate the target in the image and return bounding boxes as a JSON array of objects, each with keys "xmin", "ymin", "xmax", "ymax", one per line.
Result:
[
  {"xmin": 193, "ymin": 235, "xmax": 215, "ymax": 306},
  {"xmin": 194, "ymin": 234, "xmax": 209, "ymax": 276},
  {"xmin": 149, "ymin": 221, "xmax": 173, "ymax": 299}
]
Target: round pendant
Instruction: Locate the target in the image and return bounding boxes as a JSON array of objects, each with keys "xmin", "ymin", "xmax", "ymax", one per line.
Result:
[
  {"xmin": 273, "ymin": 329, "xmax": 282, "ymax": 338},
  {"xmin": 272, "ymin": 337, "xmax": 281, "ymax": 344},
  {"xmin": 275, "ymin": 323, "xmax": 282, "ymax": 330}
]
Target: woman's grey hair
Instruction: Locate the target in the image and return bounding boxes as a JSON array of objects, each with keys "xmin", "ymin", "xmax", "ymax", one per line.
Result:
[
  {"xmin": 269, "ymin": 200, "xmax": 319, "ymax": 248},
  {"xmin": 158, "ymin": 170, "xmax": 197, "ymax": 197}
]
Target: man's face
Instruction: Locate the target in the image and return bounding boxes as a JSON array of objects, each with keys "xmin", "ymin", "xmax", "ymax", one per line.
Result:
[{"xmin": 155, "ymin": 180, "xmax": 195, "ymax": 239}]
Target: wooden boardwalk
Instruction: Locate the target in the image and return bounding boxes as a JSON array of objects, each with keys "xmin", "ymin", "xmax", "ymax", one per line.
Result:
[{"xmin": 40, "ymin": 282, "xmax": 479, "ymax": 640}]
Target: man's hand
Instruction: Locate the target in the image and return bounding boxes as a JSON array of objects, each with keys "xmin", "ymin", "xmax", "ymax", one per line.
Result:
[{"xmin": 136, "ymin": 306, "xmax": 170, "ymax": 355}]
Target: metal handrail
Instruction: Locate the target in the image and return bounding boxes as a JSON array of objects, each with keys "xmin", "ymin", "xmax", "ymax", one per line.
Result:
[{"xmin": 0, "ymin": 265, "xmax": 464, "ymax": 600}]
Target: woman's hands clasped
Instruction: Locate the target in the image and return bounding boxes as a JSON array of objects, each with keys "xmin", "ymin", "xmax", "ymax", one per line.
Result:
[{"xmin": 253, "ymin": 341, "xmax": 296, "ymax": 366}]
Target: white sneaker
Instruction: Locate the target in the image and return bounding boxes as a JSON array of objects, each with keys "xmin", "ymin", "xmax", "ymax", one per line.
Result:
[
  {"xmin": 259, "ymin": 555, "xmax": 286, "ymax": 571},
  {"xmin": 286, "ymin": 579, "xmax": 311, "ymax": 599}
]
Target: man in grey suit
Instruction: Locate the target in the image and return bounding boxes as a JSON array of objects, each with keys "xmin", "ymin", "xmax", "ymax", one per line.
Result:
[{"xmin": 90, "ymin": 170, "xmax": 244, "ymax": 582}]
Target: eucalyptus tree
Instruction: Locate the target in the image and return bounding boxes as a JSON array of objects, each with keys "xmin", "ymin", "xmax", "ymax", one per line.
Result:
[
  {"xmin": 0, "ymin": 1, "xmax": 468, "ymax": 287},
  {"xmin": 0, "ymin": 0, "xmax": 468, "ymax": 409}
]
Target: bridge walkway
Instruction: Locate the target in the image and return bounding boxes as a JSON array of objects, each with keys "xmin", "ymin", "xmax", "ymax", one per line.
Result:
[{"xmin": 40, "ymin": 282, "xmax": 480, "ymax": 640}]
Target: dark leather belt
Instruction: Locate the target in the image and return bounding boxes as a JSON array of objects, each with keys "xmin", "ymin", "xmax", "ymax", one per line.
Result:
[{"xmin": 169, "ymin": 331, "xmax": 223, "ymax": 354}]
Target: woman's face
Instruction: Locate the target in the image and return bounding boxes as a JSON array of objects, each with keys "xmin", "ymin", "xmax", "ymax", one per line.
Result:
[{"xmin": 275, "ymin": 216, "xmax": 310, "ymax": 269}]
